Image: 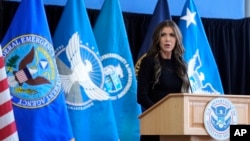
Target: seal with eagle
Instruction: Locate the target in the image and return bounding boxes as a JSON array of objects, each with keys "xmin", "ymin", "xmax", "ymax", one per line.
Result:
[
  {"xmin": 8, "ymin": 47, "xmax": 51, "ymax": 87},
  {"xmin": 56, "ymin": 32, "xmax": 110, "ymax": 103}
]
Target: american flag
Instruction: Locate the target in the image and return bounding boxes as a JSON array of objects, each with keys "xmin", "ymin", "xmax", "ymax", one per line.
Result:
[{"xmin": 0, "ymin": 46, "xmax": 19, "ymax": 141}]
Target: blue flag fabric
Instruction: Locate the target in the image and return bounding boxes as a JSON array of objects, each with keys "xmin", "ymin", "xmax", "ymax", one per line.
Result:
[
  {"xmin": 0, "ymin": 0, "xmax": 74, "ymax": 141},
  {"xmin": 53, "ymin": 0, "xmax": 119, "ymax": 141},
  {"xmin": 136, "ymin": 0, "xmax": 171, "ymax": 62},
  {"xmin": 178, "ymin": 0, "xmax": 224, "ymax": 94},
  {"xmin": 93, "ymin": 0, "xmax": 141, "ymax": 140}
]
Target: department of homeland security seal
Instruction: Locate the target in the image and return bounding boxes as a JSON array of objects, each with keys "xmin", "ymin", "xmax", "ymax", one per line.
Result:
[
  {"xmin": 55, "ymin": 32, "xmax": 107, "ymax": 110},
  {"xmin": 2, "ymin": 35, "xmax": 61, "ymax": 108},
  {"xmin": 204, "ymin": 97, "xmax": 238, "ymax": 140},
  {"xmin": 101, "ymin": 53, "xmax": 133, "ymax": 100}
]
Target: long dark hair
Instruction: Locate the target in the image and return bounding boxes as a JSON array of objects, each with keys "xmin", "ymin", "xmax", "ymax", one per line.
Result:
[{"xmin": 146, "ymin": 20, "xmax": 190, "ymax": 92}]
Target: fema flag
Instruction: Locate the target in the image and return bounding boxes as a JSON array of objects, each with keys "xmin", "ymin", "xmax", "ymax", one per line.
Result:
[
  {"xmin": 136, "ymin": 0, "xmax": 171, "ymax": 75},
  {"xmin": 1, "ymin": 0, "xmax": 74, "ymax": 141},
  {"xmin": 178, "ymin": 0, "xmax": 224, "ymax": 94},
  {"xmin": 93, "ymin": 0, "xmax": 141, "ymax": 140},
  {"xmin": 53, "ymin": 0, "xmax": 119, "ymax": 141}
]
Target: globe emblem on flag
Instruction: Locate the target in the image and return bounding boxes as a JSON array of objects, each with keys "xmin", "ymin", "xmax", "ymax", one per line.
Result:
[
  {"xmin": 101, "ymin": 53, "xmax": 132, "ymax": 100},
  {"xmin": 55, "ymin": 32, "xmax": 107, "ymax": 110},
  {"xmin": 204, "ymin": 98, "xmax": 238, "ymax": 140},
  {"xmin": 3, "ymin": 35, "xmax": 60, "ymax": 108}
]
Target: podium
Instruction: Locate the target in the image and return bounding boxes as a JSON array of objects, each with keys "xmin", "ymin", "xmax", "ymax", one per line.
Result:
[{"xmin": 139, "ymin": 93, "xmax": 250, "ymax": 141}]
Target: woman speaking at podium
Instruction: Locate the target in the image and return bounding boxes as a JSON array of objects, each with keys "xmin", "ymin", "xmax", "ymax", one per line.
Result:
[{"xmin": 137, "ymin": 20, "xmax": 190, "ymax": 141}]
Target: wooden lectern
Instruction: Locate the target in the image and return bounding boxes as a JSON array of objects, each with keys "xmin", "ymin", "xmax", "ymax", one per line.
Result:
[{"xmin": 139, "ymin": 93, "xmax": 250, "ymax": 141}]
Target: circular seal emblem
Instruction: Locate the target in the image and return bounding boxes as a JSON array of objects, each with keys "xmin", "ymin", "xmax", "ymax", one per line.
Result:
[
  {"xmin": 204, "ymin": 97, "xmax": 238, "ymax": 140},
  {"xmin": 55, "ymin": 33, "xmax": 106, "ymax": 110},
  {"xmin": 3, "ymin": 35, "xmax": 61, "ymax": 108},
  {"xmin": 101, "ymin": 53, "xmax": 133, "ymax": 100}
]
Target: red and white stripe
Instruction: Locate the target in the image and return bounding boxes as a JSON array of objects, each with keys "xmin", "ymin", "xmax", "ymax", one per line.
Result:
[{"xmin": 0, "ymin": 47, "xmax": 19, "ymax": 141}]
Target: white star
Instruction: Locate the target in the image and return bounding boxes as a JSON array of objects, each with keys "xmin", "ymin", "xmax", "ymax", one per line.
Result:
[{"xmin": 180, "ymin": 8, "xmax": 196, "ymax": 28}]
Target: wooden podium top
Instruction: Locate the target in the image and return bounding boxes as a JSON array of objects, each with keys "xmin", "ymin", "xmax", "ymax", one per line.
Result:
[{"xmin": 139, "ymin": 93, "xmax": 250, "ymax": 135}]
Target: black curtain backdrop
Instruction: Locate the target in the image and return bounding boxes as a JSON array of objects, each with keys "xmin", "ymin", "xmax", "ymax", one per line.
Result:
[{"xmin": 1, "ymin": 1, "xmax": 249, "ymax": 95}]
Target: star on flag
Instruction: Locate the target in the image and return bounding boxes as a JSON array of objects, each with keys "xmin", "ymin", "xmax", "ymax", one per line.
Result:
[{"xmin": 180, "ymin": 8, "xmax": 196, "ymax": 28}]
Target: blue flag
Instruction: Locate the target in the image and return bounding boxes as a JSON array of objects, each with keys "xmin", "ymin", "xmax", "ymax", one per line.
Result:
[
  {"xmin": 53, "ymin": 0, "xmax": 119, "ymax": 141},
  {"xmin": 136, "ymin": 0, "xmax": 171, "ymax": 62},
  {"xmin": 93, "ymin": 0, "xmax": 141, "ymax": 140},
  {"xmin": 0, "ymin": 0, "xmax": 74, "ymax": 141},
  {"xmin": 178, "ymin": 0, "xmax": 224, "ymax": 94}
]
